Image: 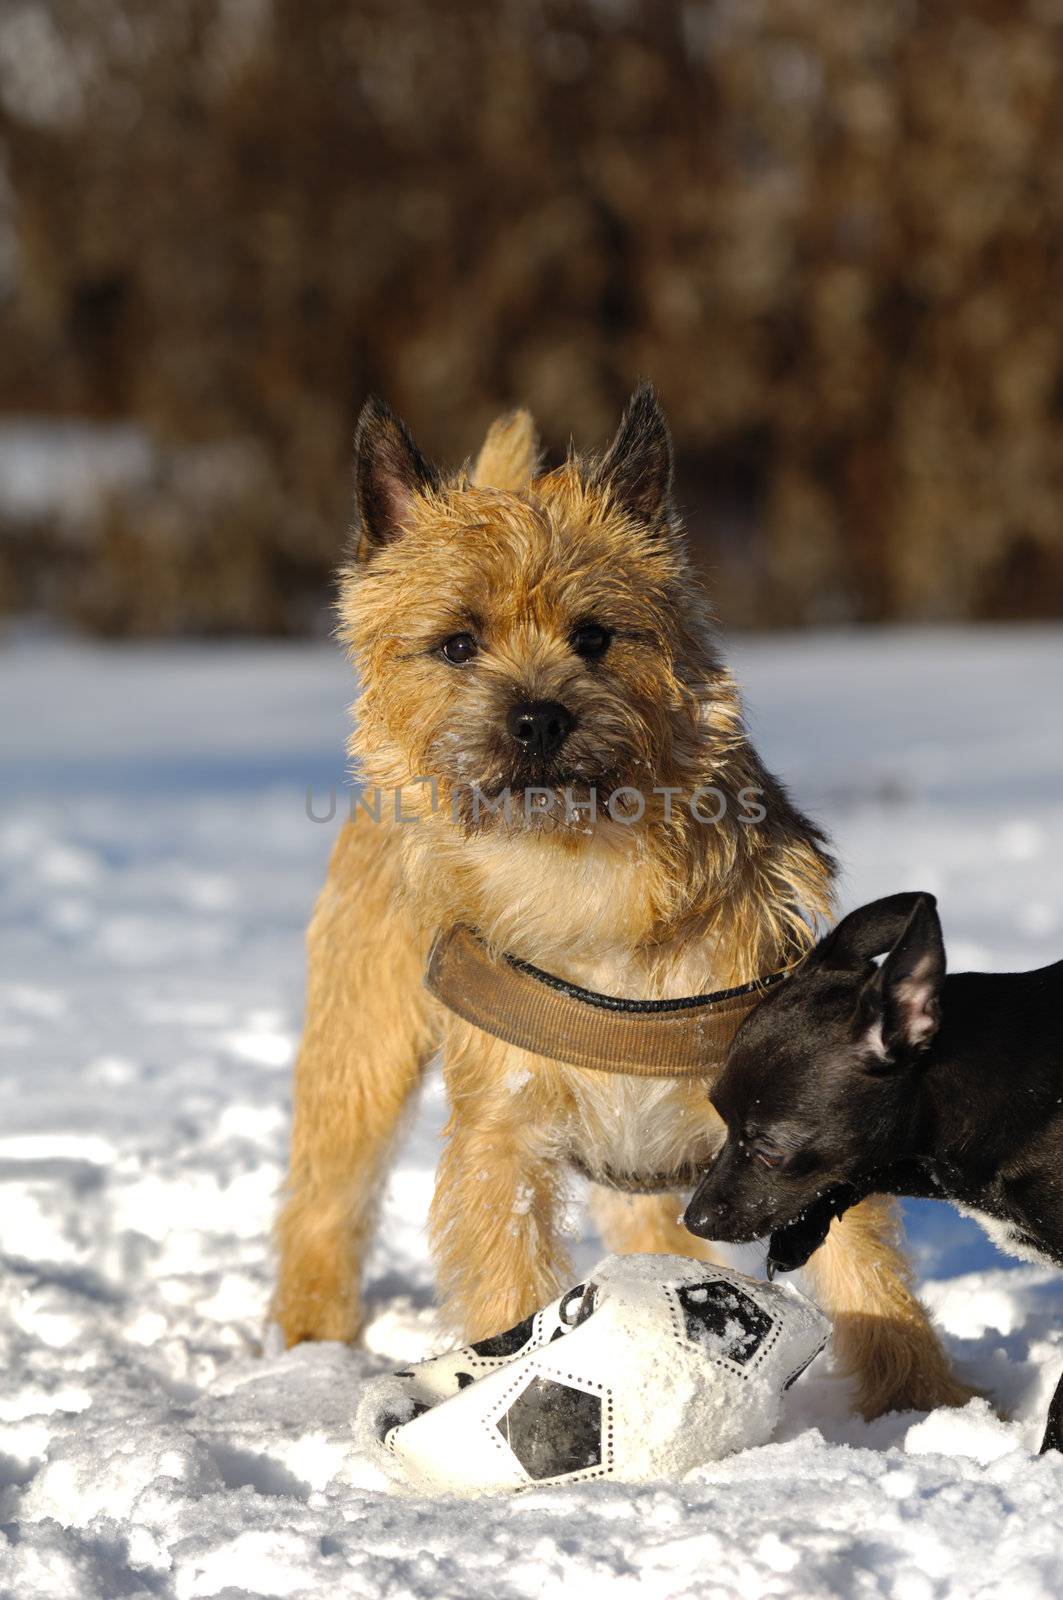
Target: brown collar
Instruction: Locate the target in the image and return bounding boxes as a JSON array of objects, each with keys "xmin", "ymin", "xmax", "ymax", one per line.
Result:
[{"xmin": 424, "ymin": 924, "xmax": 790, "ymax": 1079}]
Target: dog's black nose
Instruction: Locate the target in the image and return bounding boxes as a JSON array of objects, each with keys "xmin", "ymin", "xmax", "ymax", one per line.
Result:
[
  {"xmin": 507, "ymin": 700, "xmax": 575, "ymax": 760},
  {"xmin": 682, "ymin": 1196, "xmax": 716, "ymax": 1240}
]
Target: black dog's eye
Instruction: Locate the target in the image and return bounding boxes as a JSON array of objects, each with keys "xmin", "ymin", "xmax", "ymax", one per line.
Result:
[
  {"xmin": 742, "ymin": 1132, "xmax": 785, "ymax": 1169},
  {"xmin": 440, "ymin": 632, "xmax": 478, "ymax": 666},
  {"xmin": 570, "ymin": 622, "xmax": 612, "ymax": 661}
]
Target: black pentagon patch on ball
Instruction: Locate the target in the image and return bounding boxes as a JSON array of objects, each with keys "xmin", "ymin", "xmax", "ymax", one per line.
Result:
[
  {"xmin": 496, "ymin": 1377, "xmax": 602, "ymax": 1480},
  {"xmin": 471, "ymin": 1311, "xmax": 536, "ymax": 1358},
  {"xmin": 676, "ymin": 1280, "xmax": 774, "ymax": 1364}
]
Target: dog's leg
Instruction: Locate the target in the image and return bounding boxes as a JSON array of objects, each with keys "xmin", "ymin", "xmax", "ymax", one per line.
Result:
[
  {"xmin": 430, "ymin": 1040, "xmax": 571, "ymax": 1344},
  {"xmin": 1040, "ymin": 1367, "xmax": 1063, "ymax": 1454},
  {"xmin": 273, "ymin": 817, "xmax": 435, "ymax": 1347},
  {"xmin": 804, "ymin": 1195, "xmax": 975, "ymax": 1420},
  {"xmin": 590, "ymin": 1188, "xmax": 725, "ymax": 1263}
]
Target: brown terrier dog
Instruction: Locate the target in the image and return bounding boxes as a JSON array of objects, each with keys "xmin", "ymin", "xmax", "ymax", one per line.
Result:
[{"xmin": 273, "ymin": 386, "xmax": 970, "ymax": 1420}]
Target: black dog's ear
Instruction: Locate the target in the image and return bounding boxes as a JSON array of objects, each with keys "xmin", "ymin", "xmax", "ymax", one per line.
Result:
[
  {"xmin": 593, "ymin": 382, "xmax": 674, "ymax": 528},
  {"xmin": 354, "ymin": 396, "xmax": 440, "ymax": 561},
  {"xmin": 853, "ymin": 894, "xmax": 946, "ymax": 1067},
  {"xmin": 810, "ymin": 892, "xmax": 938, "ymax": 974}
]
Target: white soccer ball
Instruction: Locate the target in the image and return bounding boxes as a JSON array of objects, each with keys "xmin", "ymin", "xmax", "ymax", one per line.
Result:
[{"xmin": 357, "ymin": 1253, "xmax": 828, "ymax": 1494}]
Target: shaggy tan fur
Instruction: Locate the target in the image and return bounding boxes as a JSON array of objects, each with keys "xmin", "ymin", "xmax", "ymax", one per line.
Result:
[{"xmin": 273, "ymin": 387, "xmax": 972, "ymax": 1420}]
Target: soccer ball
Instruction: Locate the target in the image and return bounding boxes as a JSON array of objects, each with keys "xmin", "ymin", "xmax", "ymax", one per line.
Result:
[{"xmin": 357, "ymin": 1254, "xmax": 828, "ymax": 1494}]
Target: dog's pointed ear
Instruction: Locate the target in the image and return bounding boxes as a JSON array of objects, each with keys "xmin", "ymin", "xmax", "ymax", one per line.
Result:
[
  {"xmin": 810, "ymin": 892, "xmax": 938, "ymax": 974},
  {"xmin": 852, "ymin": 895, "xmax": 946, "ymax": 1068},
  {"xmin": 353, "ymin": 396, "xmax": 440, "ymax": 561},
  {"xmin": 593, "ymin": 382, "xmax": 674, "ymax": 528},
  {"xmin": 472, "ymin": 408, "xmax": 540, "ymax": 491}
]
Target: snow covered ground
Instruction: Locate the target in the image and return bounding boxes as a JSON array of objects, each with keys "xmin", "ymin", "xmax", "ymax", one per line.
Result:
[{"xmin": 1, "ymin": 625, "xmax": 1062, "ymax": 1599}]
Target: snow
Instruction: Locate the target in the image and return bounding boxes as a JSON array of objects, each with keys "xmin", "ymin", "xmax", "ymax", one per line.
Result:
[{"xmin": 2, "ymin": 624, "xmax": 1062, "ymax": 1598}]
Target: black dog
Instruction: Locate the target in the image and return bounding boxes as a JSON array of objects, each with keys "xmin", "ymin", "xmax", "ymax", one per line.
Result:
[{"xmin": 683, "ymin": 891, "xmax": 1063, "ymax": 1453}]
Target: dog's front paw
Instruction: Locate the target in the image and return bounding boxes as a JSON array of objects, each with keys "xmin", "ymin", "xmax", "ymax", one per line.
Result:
[
  {"xmin": 277, "ymin": 1306, "xmax": 365, "ymax": 1349},
  {"xmin": 862, "ymin": 1370, "xmax": 983, "ymax": 1422},
  {"xmin": 833, "ymin": 1310, "xmax": 981, "ymax": 1421},
  {"xmin": 272, "ymin": 1277, "xmax": 365, "ymax": 1349}
]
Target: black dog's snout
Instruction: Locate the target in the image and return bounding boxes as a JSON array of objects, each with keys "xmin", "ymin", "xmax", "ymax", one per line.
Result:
[
  {"xmin": 682, "ymin": 1192, "xmax": 720, "ymax": 1240},
  {"xmin": 682, "ymin": 1144, "xmax": 735, "ymax": 1240},
  {"xmin": 507, "ymin": 700, "xmax": 575, "ymax": 760}
]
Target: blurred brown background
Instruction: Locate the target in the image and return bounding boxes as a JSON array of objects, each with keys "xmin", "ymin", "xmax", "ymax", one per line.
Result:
[{"xmin": 1, "ymin": 0, "xmax": 1062, "ymax": 636}]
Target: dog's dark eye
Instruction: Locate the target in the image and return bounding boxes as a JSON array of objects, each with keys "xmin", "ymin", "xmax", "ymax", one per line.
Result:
[
  {"xmin": 570, "ymin": 622, "xmax": 612, "ymax": 661},
  {"xmin": 440, "ymin": 632, "xmax": 478, "ymax": 666},
  {"xmin": 742, "ymin": 1132, "xmax": 785, "ymax": 1169}
]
